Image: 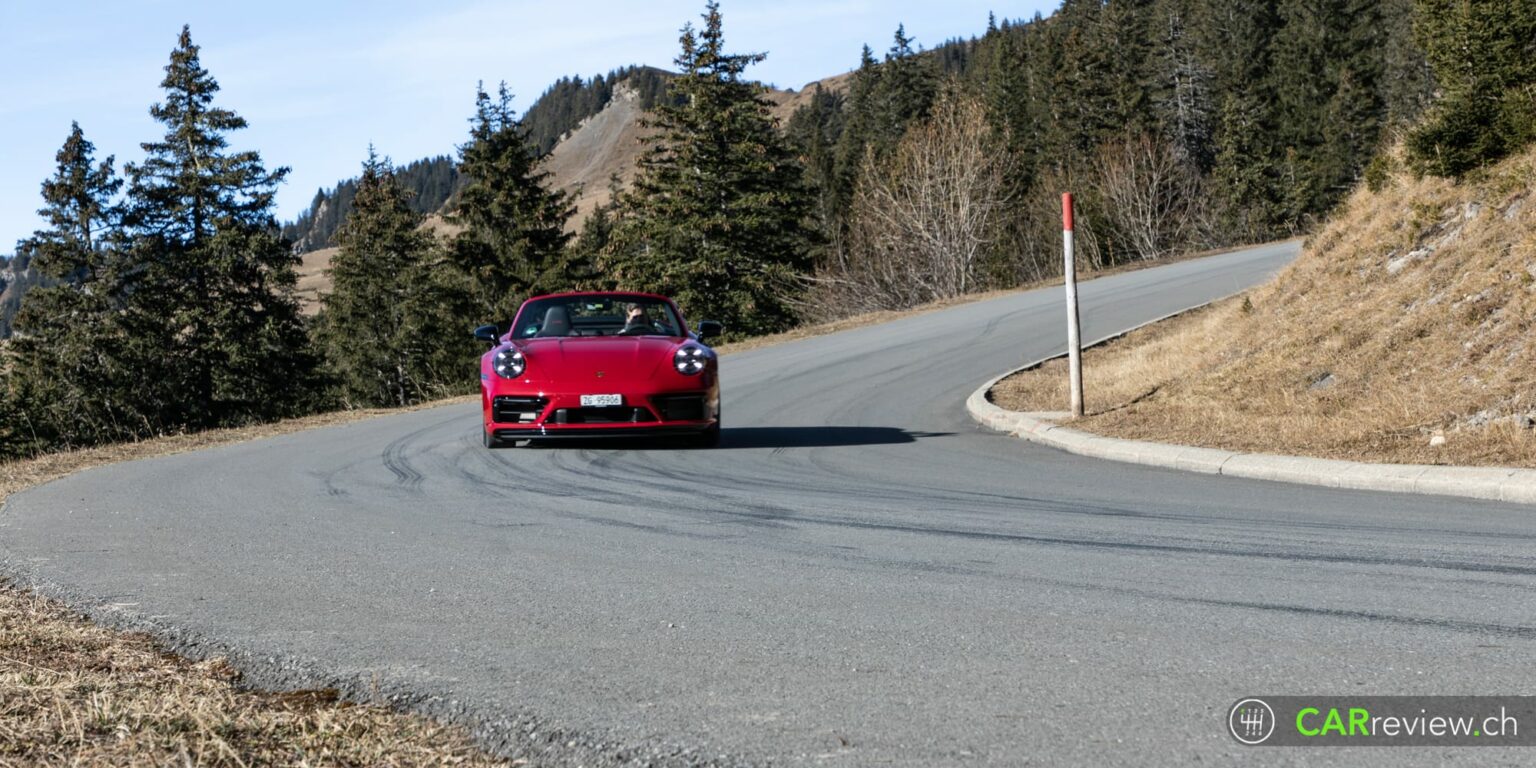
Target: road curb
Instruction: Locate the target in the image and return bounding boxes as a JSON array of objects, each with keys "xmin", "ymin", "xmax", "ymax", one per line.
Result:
[{"xmin": 966, "ymin": 342, "xmax": 1536, "ymax": 507}]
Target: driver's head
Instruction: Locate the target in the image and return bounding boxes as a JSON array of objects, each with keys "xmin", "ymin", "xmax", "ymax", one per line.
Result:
[{"xmin": 625, "ymin": 303, "xmax": 647, "ymax": 323}]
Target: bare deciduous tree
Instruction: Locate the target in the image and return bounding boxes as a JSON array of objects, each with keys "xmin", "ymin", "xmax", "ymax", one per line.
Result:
[
  {"xmin": 813, "ymin": 88, "xmax": 1013, "ymax": 317},
  {"xmin": 1092, "ymin": 134, "xmax": 1202, "ymax": 261}
]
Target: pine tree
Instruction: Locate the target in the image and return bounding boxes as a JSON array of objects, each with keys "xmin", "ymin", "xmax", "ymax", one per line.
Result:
[
  {"xmin": 1407, "ymin": 0, "xmax": 1536, "ymax": 177},
  {"xmin": 874, "ymin": 25, "xmax": 939, "ymax": 143},
  {"xmin": 830, "ymin": 45, "xmax": 883, "ymax": 227},
  {"xmin": 1379, "ymin": 0, "xmax": 1436, "ymax": 126},
  {"xmin": 119, "ymin": 25, "xmax": 318, "ymax": 431},
  {"xmin": 1046, "ymin": 0, "xmax": 1133, "ymax": 155},
  {"xmin": 448, "ymin": 82, "xmax": 575, "ymax": 324},
  {"xmin": 1266, "ymin": 0, "xmax": 1387, "ymax": 221},
  {"xmin": 0, "ymin": 376, "xmax": 19, "ymax": 459},
  {"xmin": 1150, "ymin": 0, "xmax": 1215, "ymax": 171},
  {"xmin": 19, "ymin": 123, "xmax": 120, "ymax": 280},
  {"xmin": 984, "ymin": 24, "xmax": 1035, "ymax": 170},
  {"xmin": 1208, "ymin": 93, "xmax": 1283, "ymax": 239},
  {"xmin": 1094, "ymin": 0, "xmax": 1156, "ymax": 138},
  {"xmin": 602, "ymin": 1, "xmax": 816, "ymax": 337},
  {"xmin": 318, "ymin": 149, "xmax": 468, "ymax": 408},
  {"xmin": 785, "ymin": 85, "xmax": 846, "ymax": 264},
  {"xmin": 5, "ymin": 123, "xmax": 129, "ymax": 453},
  {"xmin": 569, "ymin": 188, "xmax": 618, "ymax": 279}
]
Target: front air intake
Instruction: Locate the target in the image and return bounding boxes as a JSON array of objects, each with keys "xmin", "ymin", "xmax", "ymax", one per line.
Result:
[{"xmin": 493, "ymin": 396, "xmax": 548, "ymax": 424}]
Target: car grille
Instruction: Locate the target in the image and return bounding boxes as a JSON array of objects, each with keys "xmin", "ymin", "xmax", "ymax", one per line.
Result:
[
  {"xmin": 651, "ymin": 394, "xmax": 706, "ymax": 422},
  {"xmin": 493, "ymin": 396, "xmax": 548, "ymax": 424},
  {"xmin": 549, "ymin": 406, "xmax": 656, "ymax": 424}
]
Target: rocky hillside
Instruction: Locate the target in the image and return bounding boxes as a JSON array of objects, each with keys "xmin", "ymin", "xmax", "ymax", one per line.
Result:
[
  {"xmin": 542, "ymin": 72, "xmax": 854, "ymax": 227},
  {"xmin": 541, "ymin": 84, "xmax": 653, "ymax": 227}
]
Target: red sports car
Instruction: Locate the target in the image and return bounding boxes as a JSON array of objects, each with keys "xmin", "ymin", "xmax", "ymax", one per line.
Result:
[{"xmin": 474, "ymin": 292, "xmax": 723, "ymax": 448}]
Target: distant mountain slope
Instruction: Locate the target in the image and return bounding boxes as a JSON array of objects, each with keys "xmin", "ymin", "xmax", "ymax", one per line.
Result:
[
  {"xmin": 279, "ymin": 155, "xmax": 460, "ymax": 254},
  {"xmin": 544, "ymin": 73, "xmax": 854, "ymax": 229},
  {"xmin": 0, "ymin": 252, "xmax": 46, "ymax": 339},
  {"xmin": 542, "ymin": 84, "xmax": 652, "ymax": 227},
  {"xmin": 281, "ymin": 66, "xmax": 675, "ymax": 256},
  {"xmin": 523, "ymin": 65, "xmax": 672, "ymax": 155},
  {"xmin": 764, "ymin": 72, "xmax": 855, "ymax": 124}
]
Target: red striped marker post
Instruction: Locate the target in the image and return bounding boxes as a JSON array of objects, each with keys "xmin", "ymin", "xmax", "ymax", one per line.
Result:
[{"xmin": 1063, "ymin": 192, "xmax": 1084, "ymax": 418}]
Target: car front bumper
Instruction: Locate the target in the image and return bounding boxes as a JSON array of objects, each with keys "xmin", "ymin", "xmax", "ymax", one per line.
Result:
[{"xmin": 484, "ymin": 389, "xmax": 718, "ymax": 439}]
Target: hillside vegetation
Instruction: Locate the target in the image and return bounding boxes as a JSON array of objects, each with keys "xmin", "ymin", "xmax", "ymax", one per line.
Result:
[
  {"xmin": 3, "ymin": 0, "xmax": 1435, "ymax": 337},
  {"xmin": 279, "ymin": 155, "xmax": 460, "ymax": 254},
  {"xmin": 3, "ymin": 0, "xmax": 1523, "ymax": 462},
  {"xmin": 994, "ymin": 142, "xmax": 1536, "ymax": 466}
]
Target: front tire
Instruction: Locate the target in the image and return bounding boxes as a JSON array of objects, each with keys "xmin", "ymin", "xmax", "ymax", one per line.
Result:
[{"xmin": 483, "ymin": 426, "xmax": 502, "ymax": 449}]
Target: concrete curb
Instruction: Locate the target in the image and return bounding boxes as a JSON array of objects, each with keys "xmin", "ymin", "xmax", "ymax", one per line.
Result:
[{"xmin": 966, "ymin": 338, "xmax": 1536, "ymax": 507}]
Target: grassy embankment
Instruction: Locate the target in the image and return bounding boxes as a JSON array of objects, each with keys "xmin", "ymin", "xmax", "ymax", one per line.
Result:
[{"xmin": 994, "ymin": 144, "xmax": 1536, "ymax": 467}]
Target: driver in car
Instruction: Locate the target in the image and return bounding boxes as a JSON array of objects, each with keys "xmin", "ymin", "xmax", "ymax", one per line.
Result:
[{"xmin": 622, "ymin": 303, "xmax": 659, "ymax": 335}]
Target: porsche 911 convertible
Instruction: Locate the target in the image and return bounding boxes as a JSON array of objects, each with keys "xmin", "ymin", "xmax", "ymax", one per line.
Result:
[{"xmin": 474, "ymin": 292, "xmax": 723, "ymax": 448}]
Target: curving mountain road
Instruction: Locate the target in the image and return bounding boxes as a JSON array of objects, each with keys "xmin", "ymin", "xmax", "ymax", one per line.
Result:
[{"xmin": 7, "ymin": 240, "xmax": 1535, "ymax": 766}]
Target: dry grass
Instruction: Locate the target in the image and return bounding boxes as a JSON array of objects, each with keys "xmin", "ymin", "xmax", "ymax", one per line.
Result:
[
  {"xmin": 0, "ymin": 586, "xmax": 506, "ymax": 767},
  {"xmin": 994, "ymin": 144, "xmax": 1536, "ymax": 467}
]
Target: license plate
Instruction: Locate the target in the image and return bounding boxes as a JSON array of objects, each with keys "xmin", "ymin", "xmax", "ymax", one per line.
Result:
[{"xmin": 580, "ymin": 394, "xmax": 623, "ymax": 407}]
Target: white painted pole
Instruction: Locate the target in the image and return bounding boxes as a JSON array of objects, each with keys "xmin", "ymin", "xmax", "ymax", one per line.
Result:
[{"xmin": 1063, "ymin": 192, "xmax": 1084, "ymax": 418}]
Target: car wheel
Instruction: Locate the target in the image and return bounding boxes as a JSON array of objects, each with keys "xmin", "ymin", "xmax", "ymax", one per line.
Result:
[{"xmin": 483, "ymin": 426, "xmax": 501, "ymax": 449}]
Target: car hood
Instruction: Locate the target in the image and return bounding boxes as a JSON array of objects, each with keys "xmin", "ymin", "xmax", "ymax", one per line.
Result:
[{"xmin": 516, "ymin": 337, "xmax": 682, "ymax": 383}]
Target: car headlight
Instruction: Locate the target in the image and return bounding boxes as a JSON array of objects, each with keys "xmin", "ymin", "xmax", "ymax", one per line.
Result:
[
  {"xmin": 674, "ymin": 344, "xmax": 707, "ymax": 375},
  {"xmin": 493, "ymin": 348, "xmax": 526, "ymax": 379}
]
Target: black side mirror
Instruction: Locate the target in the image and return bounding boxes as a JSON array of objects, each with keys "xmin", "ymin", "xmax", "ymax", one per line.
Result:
[
  {"xmin": 473, "ymin": 324, "xmax": 500, "ymax": 345},
  {"xmin": 695, "ymin": 320, "xmax": 724, "ymax": 341}
]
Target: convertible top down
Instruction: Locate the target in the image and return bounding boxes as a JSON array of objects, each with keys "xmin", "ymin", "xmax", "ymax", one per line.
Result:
[{"xmin": 475, "ymin": 291, "xmax": 723, "ymax": 448}]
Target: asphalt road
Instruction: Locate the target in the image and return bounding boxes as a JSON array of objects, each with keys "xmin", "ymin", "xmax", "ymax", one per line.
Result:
[{"xmin": 7, "ymin": 240, "xmax": 1536, "ymax": 766}]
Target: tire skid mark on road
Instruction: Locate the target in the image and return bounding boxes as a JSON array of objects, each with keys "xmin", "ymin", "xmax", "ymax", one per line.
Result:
[
  {"xmin": 478, "ymin": 428, "xmax": 1536, "ymax": 579},
  {"xmin": 379, "ymin": 421, "xmax": 443, "ymax": 492},
  {"xmin": 423, "ymin": 397, "xmax": 1536, "ymax": 588},
  {"xmin": 314, "ymin": 460, "xmax": 366, "ymax": 497},
  {"xmin": 490, "ymin": 440, "xmax": 1536, "ymax": 584},
  {"xmin": 756, "ymin": 509, "xmax": 1536, "ymax": 578},
  {"xmin": 375, "ymin": 407, "xmax": 491, "ymax": 494},
  {"xmin": 446, "ymin": 435, "xmax": 524, "ymax": 498},
  {"xmin": 440, "ymin": 431, "xmax": 1536, "ymax": 638}
]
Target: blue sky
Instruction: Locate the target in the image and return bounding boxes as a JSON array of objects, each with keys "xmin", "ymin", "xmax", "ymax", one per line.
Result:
[{"xmin": 0, "ymin": 1, "xmax": 1058, "ymax": 252}]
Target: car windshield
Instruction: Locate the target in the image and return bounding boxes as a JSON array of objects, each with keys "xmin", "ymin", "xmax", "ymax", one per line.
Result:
[{"xmin": 513, "ymin": 296, "xmax": 683, "ymax": 339}]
